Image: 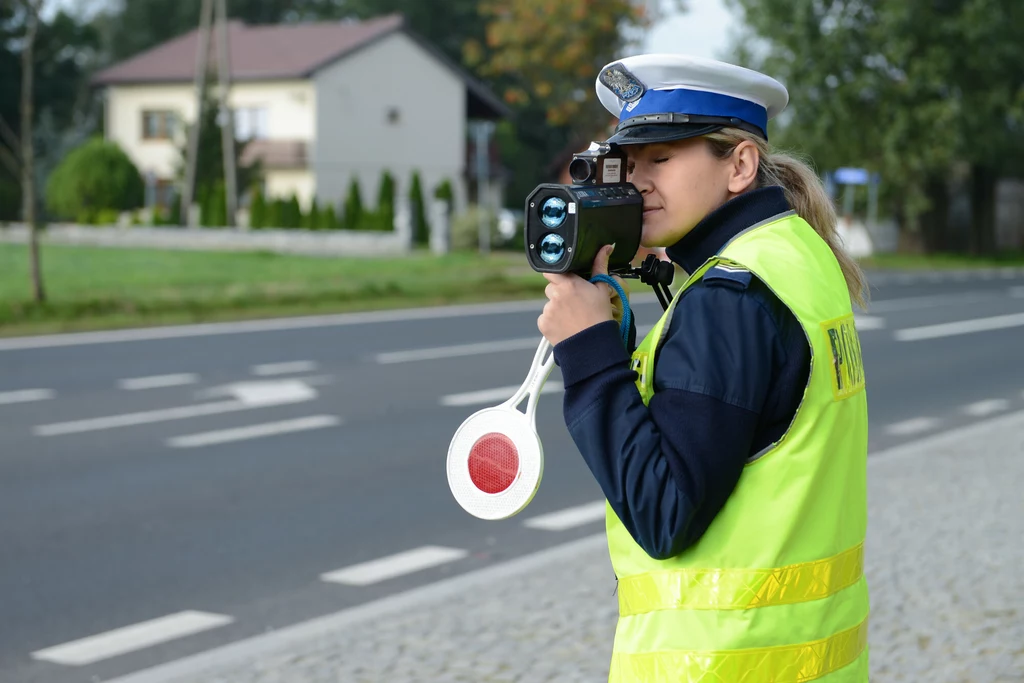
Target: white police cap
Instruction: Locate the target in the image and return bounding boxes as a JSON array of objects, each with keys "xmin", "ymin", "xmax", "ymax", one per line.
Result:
[{"xmin": 596, "ymin": 53, "xmax": 789, "ymax": 145}]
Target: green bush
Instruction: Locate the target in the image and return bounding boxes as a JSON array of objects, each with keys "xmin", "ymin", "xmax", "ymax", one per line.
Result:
[
  {"xmin": 377, "ymin": 171, "xmax": 395, "ymax": 232},
  {"xmin": 322, "ymin": 204, "xmax": 339, "ymax": 230},
  {"xmin": 45, "ymin": 137, "xmax": 144, "ymax": 222},
  {"xmin": 410, "ymin": 171, "xmax": 428, "ymax": 244},
  {"xmin": 450, "ymin": 205, "xmax": 501, "ymax": 251},
  {"xmin": 304, "ymin": 197, "xmax": 321, "ymax": 230},
  {"xmin": 249, "ymin": 186, "xmax": 267, "ymax": 229},
  {"xmin": 434, "ymin": 178, "xmax": 454, "ymax": 212},
  {"xmin": 343, "ymin": 177, "xmax": 363, "ymax": 230},
  {"xmin": 285, "ymin": 195, "xmax": 302, "ymax": 229}
]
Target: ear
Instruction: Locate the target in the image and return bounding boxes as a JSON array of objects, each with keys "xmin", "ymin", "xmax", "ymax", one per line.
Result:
[{"xmin": 727, "ymin": 140, "xmax": 760, "ymax": 194}]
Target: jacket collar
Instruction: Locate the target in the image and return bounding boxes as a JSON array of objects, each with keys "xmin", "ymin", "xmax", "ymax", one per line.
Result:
[{"xmin": 664, "ymin": 186, "xmax": 791, "ymax": 274}]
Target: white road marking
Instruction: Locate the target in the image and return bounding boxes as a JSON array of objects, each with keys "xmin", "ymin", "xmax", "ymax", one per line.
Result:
[
  {"xmin": 98, "ymin": 410, "xmax": 1024, "ymax": 683},
  {"xmin": 862, "ymin": 290, "xmax": 1003, "ymax": 313},
  {"xmin": 34, "ymin": 382, "xmax": 316, "ymax": 437},
  {"xmin": 0, "ymin": 300, "xmax": 553, "ymax": 352},
  {"xmin": 30, "ymin": 610, "xmax": 233, "ymax": 666},
  {"xmin": 168, "ymin": 415, "xmax": 341, "ymax": 448},
  {"xmin": 35, "ymin": 401, "xmax": 252, "ymax": 436},
  {"xmin": 378, "ymin": 325, "xmax": 656, "ymax": 365},
  {"xmin": 854, "ymin": 315, "xmax": 885, "ymax": 330},
  {"xmin": 964, "ymin": 399, "xmax": 1010, "ymax": 417},
  {"xmin": 377, "ymin": 338, "xmax": 540, "ymax": 364},
  {"xmin": 440, "ymin": 382, "xmax": 564, "ymax": 407},
  {"xmin": 895, "ymin": 312, "xmax": 1024, "ymax": 341},
  {"xmin": 523, "ymin": 501, "xmax": 607, "ymax": 531},
  {"xmin": 204, "ymin": 379, "xmax": 318, "ymax": 406},
  {"xmin": 119, "ymin": 374, "xmax": 198, "ymax": 390},
  {"xmin": 251, "ymin": 361, "xmax": 318, "ymax": 376},
  {"xmin": 885, "ymin": 417, "xmax": 940, "ymax": 436},
  {"xmin": 0, "ymin": 388, "xmax": 54, "ymax": 405},
  {"xmin": 321, "ymin": 546, "xmax": 469, "ymax": 586}
]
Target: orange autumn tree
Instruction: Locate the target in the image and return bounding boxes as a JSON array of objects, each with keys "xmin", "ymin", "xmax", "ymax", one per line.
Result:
[{"xmin": 465, "ymin": 0, "xmax": 653, "ymax": 128}]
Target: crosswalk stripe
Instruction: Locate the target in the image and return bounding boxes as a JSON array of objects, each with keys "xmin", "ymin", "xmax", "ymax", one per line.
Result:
[
  {"xmin": 320, "ymin": 546, "xmax": 468, "ymax": 586},
  {"xmin": 31, "ymin": 611, "xmax": 233, "ymax": 666},
  {"xmin": 523, "ymin": 501, "xmax": 607, "ymax": 531},
  {"xmin": 167, "ymin": 415, "xmax": 341, "ymax": 448}
]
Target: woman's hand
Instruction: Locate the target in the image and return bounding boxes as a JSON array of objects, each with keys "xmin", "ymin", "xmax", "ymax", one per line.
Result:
[{"xmin": 537, "ymin": 244, "xmax": 627, "ymax": 346}]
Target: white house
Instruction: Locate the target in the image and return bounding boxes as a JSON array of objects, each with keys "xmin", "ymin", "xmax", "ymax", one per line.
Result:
[{"xmin": 90, "ymin": 14, "xmax": 509, "ymax": 222}]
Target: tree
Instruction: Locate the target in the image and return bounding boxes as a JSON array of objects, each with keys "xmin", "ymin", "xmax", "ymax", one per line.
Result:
[
  {"xmin": 465, "ymin": 0, "xmax": 651, "ymax": 128},
  {"xmin": 45, "ymin": 137, "xmax": 144, "ymax": 222},
  {"xmin": 726, "ymin": 0, "xmax": 1024, "ymax": 254},
  {"xmin": 176, "ymin": 85, "xmax": 258, "ymax": 225}
]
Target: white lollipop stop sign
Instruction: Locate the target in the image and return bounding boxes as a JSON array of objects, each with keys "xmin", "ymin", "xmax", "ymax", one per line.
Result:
[{"xmin": 447, "ymin": 337, "xmax": 555, "ymax": 520}]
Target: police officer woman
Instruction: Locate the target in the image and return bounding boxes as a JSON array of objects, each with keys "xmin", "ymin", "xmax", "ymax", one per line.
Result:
[{"xmin": 537, "ymin": 54, "xmax": 870, "ymax": 683}]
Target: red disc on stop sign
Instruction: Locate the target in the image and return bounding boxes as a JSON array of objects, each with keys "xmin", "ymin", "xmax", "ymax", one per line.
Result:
[{"xmin": 468, "ymin": 433, "xmax": 519, "ymax": 493}]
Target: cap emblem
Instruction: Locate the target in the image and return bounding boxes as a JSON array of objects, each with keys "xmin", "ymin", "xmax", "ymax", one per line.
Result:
[{"xmin": 599, "ymin": 62, "xmax": 646, "ymax": 103}]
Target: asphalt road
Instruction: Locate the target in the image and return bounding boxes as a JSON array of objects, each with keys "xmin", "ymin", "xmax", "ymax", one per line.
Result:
[{"xmin": 1, "ymin": 267, "xmax": 1023, "ymax": 683}]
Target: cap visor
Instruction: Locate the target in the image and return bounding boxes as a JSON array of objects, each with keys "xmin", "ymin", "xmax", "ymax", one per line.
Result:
[{"xmin": 605, "ymin": 123, "xmax": 723, "ymax": 146}]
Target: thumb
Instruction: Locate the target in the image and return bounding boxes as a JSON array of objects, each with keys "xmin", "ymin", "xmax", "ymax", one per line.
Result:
[{"xmin": 591, "ymin": 243, "xmax": 614, "ymax": 278}]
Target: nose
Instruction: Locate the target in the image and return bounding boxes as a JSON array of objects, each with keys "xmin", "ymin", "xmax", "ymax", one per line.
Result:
[{"xmin": 627, "ymin": 166, "xmax": 653, "ymax": 195}]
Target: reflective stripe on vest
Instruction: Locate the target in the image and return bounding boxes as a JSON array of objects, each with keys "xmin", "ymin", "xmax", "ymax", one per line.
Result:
[
  {"xmin": 610, "ymin": 617, "xmax": 868, "ymax": 683},
  {"xmin": 617, "ymin": 543, "xmax": 863, "ymax": 615},
  {"xmin": 605, "ymin": 211, "xmax": 870, "ymax": 683}
]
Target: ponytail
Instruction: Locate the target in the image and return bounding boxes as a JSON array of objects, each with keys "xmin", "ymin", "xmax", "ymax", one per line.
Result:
[{"xmin": 703, "ymin": 129, "xmax": 869, "ymax": 309}]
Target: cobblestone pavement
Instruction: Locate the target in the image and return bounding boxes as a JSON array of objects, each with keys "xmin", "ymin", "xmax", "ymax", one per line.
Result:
[{"xmin": 116, "ymin": 412, "xmax": 1024, "ymax": 683}]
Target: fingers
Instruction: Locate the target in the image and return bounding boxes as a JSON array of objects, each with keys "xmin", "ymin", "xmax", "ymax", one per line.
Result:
[{"xmin": 590, "ymin": 244, "xmax": 615, "ymax": 278}]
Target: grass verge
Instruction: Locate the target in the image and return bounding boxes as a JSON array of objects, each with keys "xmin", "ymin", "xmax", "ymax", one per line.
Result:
[
  {"xmin": 0, "ymin": 243, "xmax": 547, "ymax": 337},
  {"xmin": 3, "ymin": 242, "xmax": 1024, "ymax": 338}
]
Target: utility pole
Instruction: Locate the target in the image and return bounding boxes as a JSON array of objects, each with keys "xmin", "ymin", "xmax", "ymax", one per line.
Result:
[
  {"xmin": 20, "ymin": 0, "xmax": 45, "ymax": 303},
  {"xmin": 180, "ymin": 0, "xmax": 237, "ymax": 227},
  {"xmin": 215, "ymin": 0, "xmax": 238, "ymax": 226}
]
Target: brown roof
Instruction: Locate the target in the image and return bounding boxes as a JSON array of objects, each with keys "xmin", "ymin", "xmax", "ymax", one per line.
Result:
[
  {"xmin": 94, "ymin": 14, "xmax": 402, "ymax": 84},
  {"xmin": 91, "ymin": 14, "xmax": 508, "ymax": 119}
]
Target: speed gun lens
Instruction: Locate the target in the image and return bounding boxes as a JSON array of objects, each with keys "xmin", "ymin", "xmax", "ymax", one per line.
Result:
[
  {"xmin": 539, "ymin": 234, "xmax": 565, "ymax": 264},
  {"xmin": 540, "ymin": 197, "xmax": 567, "ymax": 229}
]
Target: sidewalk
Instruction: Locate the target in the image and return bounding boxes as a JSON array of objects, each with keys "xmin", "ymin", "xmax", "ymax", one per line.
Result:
[{"xmin": 112, "ymin": 412, "xmax": 1024, "ymax": 683}]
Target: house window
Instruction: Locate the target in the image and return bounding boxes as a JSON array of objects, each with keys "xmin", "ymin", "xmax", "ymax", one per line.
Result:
[
  {"xmin": 234, "ymin": 107, "xmax": 269, "ymax": 140},
  {"xmin": 141, "ymin": 110, "xmax": 178, "ymax": 140}
]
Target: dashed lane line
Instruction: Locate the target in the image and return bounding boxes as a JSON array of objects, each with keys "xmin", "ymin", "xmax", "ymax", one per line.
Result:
[
  {"xmin": 119, "ymin": 374, "xmax": 199, "ymax": 391},
  {"xmin": 895, "ymin": 312, "xmax": 1024, "ymax": 341},
  {"xmin": 964, "ymin": 399, "xmax": 1010, "ymax": 418},
  {"xmin": 167, "ymin": 415, "xmax": 341, "ymax": 448},
  {"xmin": 30, "ymin": 611, "xmax": 233, "ymax": 666},
  {"xmin": 0, "ymin": 388, "xmax": 54, "ymax": 405},
  {"xmin": 523, "ymin": 501, "xmax": 608, "ymax": 531},
  {"xmin": 440, "ymin": 382, "xmax": 564, "ymax": 407},
  {"xmin": 885, "ymin": 417, "xmax": 941, "ymax": 436},
  {"xmin": 320, "ymin": 546, "xmax": 469, "ymax": 586},
  {"xmin": 251, "ymin": 361, "xmax": 318, "ymax": 376}
]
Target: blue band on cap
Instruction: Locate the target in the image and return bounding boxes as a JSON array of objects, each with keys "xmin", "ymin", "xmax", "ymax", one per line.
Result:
[{"xmin": 621, "ymin": 89, "xmax": 768, "ymax": 136}]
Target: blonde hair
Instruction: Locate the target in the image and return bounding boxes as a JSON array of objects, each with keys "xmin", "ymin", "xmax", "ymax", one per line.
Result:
[{"xmin": 703, "ymin": 129, "xmax": 868, "ymax": 309}]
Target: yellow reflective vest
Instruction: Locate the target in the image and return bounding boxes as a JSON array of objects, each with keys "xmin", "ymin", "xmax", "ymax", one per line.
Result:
[{"xmin": 608, "ymin": 210, "xmax": 870, "ymax": 683}]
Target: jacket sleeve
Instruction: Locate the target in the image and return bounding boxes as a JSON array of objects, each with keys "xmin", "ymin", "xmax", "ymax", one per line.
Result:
[{"xmin": 553, "ymin": 282, "xmax": 789, "ymax": 559}]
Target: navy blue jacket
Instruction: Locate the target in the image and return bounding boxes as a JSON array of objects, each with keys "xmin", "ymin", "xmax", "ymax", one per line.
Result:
[{"xmin": 553, "ymin": 187, "xmax": 810, "ymax": 560}]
